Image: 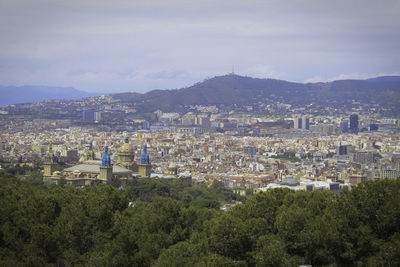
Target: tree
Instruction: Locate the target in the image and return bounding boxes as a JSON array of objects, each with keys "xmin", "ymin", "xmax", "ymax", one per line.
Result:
[
  {"xmin": 109, "ymin": 176, "xmax": 122, "ymax": 188},
  {"xmin": 367, "ymin": 233, "xmax": 400, "ymax": 266},
  {"xmin": 2, "ymin": 172, "xmax": 400, "ymax": 266},
  {"xmin": 24, "ymin": 171, "xmax": 44, "ymax": 187},
  {"xmin": 207, "ymin": 214, "xmax": 250, "ymax": 260},
  {"xmin": 156, "ymin": 241, "xmax": 202, "ymax": 266},
  {"xmin": 252, "ymin": 234, "xmax": 290, "ymax": 266}
]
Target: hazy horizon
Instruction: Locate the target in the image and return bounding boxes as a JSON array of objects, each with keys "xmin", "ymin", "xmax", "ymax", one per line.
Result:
[
  {"xmin": 1, "ymin": 0, "xmax": 399, "ymax": 93},
  {"xmin": 2, "ymin": 73, "xmax": 400, "ymax": 95}
]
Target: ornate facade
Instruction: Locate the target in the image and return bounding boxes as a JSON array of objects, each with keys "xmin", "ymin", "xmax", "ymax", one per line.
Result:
[{"xmin": 43, "ymin": 139, "xmax": 151, "ymax": 186}]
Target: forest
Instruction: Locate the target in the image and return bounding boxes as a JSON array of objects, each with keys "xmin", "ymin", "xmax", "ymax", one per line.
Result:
[{"xmin": 0, "ymin": 173, "xmax": 399, "ymax": 266}]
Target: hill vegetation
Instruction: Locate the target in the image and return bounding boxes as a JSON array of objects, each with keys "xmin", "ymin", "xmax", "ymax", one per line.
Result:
[
  {"xmin": 1, "ymin": 173, "xmax": 399, "ymax": 266},
  {"xmin": 112, "ymin": 75, "xmax": 400, "ymax": 115},
  {"xmin": 2, "ymin": 75, "xmax": 400, "ymax": 116}
]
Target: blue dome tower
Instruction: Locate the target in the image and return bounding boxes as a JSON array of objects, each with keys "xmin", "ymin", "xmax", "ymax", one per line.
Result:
[
  {"xmin": 138, "ymin": 144, "xmax": 151, "ymax": 177},
  {"xmin": 140, "ymin": 144, "xmax": 150, "ymax": 164},
  {"xmin": 102, "ymin": 146, "xmax": 111, "ymax": 167},
  {"xmin": 100, "ymin": 146, "xmax": 113, "ymax": 181}
]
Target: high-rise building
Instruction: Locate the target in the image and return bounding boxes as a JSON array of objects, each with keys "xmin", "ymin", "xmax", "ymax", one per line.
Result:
[
  {"xmin": 94, "ymin": 112, "xmax": 102, "ymax": 122},
  {"xmin": 349, "ymin": 114, "xmax": 359, "ymax": 134},
  {"xmin": 340, "ymin": 120, "xmax": 349, "ymax": 133},
  {"xmin": 293, "ymin": 116, "xmax": 302, "ymax": 129},
  {"xmin": 337, "ymin": 145, "xmax": 355, "ymax": 156},
  {"xmin": 199, "ymin": 116, "xmax": 211, "ymax": 128},
  {"xmin": 369, "ymin": 124, "xmax": 379, "ymax": 131},
  {"xmin": 82, "ymin": 110, "xmax": 95, "ymax": 121},
  {"xmin": 301, "ymin": 116, "xmax": 310, "ymax": 130}
]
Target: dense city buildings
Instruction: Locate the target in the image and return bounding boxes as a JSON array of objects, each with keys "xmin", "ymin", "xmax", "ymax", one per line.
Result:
[
  {"xmin": 1, "ymin": 74, "xmax": 399, "ymax": 192},
  {"xmin": 1, "ymin": 101, "xmax": 399, "ymax": 193}
]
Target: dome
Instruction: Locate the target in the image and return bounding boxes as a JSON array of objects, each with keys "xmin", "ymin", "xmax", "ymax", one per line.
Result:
[
  {"xmin": 118, "ymin": 138, "xmax": 134, "ymax": 154},
  {"xmin": 168, "ymin": 162, "xmax": 177, "ymax": 169}
]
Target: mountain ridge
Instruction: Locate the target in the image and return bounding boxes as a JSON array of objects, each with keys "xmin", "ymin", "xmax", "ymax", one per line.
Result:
[
  {"xmin": 1, "ymin": 75, "xmax": 400, "ymax": 116},
  {"xmin": 0, "ymin": 85, "xmax": 99, "ymax": 106},
  {"xmin": 111, "ymin": 74, "xmax": 400, "ymax": 114}
]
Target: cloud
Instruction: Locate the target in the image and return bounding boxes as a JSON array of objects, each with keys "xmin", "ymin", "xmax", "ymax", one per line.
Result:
[
  {"xmin": 145, "ymin": 70, "xmax": 190, "ymax": 80},
  {"xmin": 0, "ymin": 0, "xmax": 399, "ymax": 92},
  {"xmin": 305, "ymin": 72, "xmax": 400, "ymax": 83},
  {"xmin": 243, "ymin": 64, "xmax": 285, "ymax": 79},
  {"xmin": 304, "ymin": 76, "xmax": 326, "ymax": 83},
  {"xmin": 328, "ymin": 73, "xmax": 371, "ymax": 81}
]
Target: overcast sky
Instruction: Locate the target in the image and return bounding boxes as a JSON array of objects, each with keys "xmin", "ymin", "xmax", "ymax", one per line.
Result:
[{"xmin": 1, "ymin": 0, "xmax": 399, "ymax": 93}]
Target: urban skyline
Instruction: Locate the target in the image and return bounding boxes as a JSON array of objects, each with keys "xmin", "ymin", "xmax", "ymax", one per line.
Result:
[{"xmin": 1, "ymin": 1, "xmax": 400, "ymax": 265}]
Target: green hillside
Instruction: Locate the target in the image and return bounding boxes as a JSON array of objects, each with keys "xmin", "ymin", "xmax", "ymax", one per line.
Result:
[{"xmin": 112, "ymin": 75, "xmax": 400, "ymax": 114}]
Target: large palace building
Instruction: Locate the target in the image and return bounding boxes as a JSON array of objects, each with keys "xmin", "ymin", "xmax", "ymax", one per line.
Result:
[{"xmin": 43, "ymin": 138, "xmax": 152, "ymax": 186}]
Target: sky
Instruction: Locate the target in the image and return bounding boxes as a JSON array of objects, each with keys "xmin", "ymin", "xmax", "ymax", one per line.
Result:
[{"xmin": 0, "ymin": 0, "xmax": 400, "ymax": 93}]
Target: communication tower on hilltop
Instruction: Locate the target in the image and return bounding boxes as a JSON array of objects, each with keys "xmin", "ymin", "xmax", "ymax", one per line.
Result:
[{"xmin": 228, "ymin": 65, "xmax": 236, "ymax": 75}]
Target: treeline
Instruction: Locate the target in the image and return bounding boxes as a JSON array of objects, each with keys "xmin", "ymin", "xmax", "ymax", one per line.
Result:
[{"xmin": 0, "ymin": 174, "xmax": 399, "ymax": 266}]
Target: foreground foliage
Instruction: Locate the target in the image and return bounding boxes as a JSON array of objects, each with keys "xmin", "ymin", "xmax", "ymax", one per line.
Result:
[{"xmin": 0, "ymin": 174, "xmax": 399, "ymax": 266}]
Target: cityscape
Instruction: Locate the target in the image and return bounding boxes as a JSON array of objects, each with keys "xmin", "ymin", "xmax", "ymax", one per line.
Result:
[
  {"xmin": 1, "ymin": 0, "xmax": 400, "ymax": 266},
  {"xmin": 1, "ymin": 80, "xmax": 400, "ymax": 190}
]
